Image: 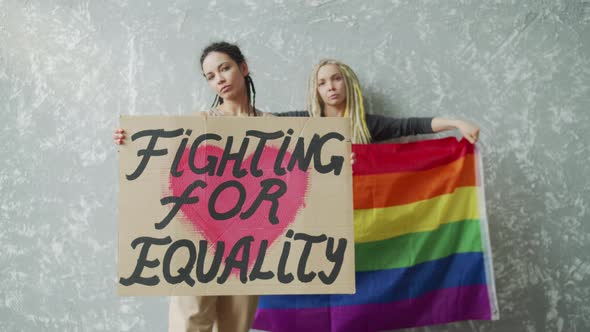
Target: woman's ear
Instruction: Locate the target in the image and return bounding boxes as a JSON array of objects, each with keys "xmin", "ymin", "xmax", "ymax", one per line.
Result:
[{"xmin": 240, "ymin": 62, "xmax": 249, "ymax": 77}]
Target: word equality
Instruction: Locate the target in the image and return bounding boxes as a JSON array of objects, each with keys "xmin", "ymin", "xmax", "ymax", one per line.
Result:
[
  {"xmin": 126, "ymin": 128, "xmax": 346, "ymax": 181},
  {"xmin": 119, "ymin": 230, "xmax": 348, "ymax": 287}
]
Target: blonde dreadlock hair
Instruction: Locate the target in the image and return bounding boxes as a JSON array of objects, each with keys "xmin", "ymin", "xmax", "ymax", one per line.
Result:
[{"xmin": 306, "ymin": 59, "xmax": 372, "ymax": 144}]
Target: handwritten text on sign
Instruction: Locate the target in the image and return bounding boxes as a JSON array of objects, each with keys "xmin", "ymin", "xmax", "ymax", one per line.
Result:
[{"xmin": 117, "ymin": 116, "xmax": 355, "ymax": 295}]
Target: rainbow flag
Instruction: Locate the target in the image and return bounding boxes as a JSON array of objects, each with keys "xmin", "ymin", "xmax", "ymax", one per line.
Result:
[{"xmin": 253, "ymin": 137, "xmax": 498, "ymax": 332}]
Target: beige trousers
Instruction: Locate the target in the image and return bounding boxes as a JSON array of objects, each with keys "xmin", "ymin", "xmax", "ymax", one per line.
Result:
[{"xmin": 168, "ymin": 295, "xmax": 259, "ymax": 332}]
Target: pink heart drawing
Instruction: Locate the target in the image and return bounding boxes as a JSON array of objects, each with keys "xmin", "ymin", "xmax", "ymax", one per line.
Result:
[{"xmin": 168, "ymin": 145, "xmax": 309, "ymax": 273}]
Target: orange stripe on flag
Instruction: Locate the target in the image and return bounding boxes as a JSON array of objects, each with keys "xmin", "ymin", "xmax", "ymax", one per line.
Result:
[{"xmin": 354, "ymin": 153, "xmax": 477, "ymax": 209}]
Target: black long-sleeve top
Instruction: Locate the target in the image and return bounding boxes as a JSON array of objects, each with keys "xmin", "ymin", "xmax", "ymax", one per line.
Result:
[{"xmin": 274, "ymin": 111, "xmax": 434, "ymax": 142}]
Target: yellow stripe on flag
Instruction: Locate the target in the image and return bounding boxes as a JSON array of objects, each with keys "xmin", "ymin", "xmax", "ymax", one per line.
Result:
[{"xmin": 354, "ymin": 186, "xmax": 479, "ymax": 243}]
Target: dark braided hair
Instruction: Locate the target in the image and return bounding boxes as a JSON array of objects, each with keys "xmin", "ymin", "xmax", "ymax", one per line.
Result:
[{"xmin": 200, "ymin": 41, "xmax": 257, "ymax": 116}]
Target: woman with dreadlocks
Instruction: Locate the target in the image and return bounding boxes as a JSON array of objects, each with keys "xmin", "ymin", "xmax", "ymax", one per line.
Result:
[
  {"xmin": 277, "ymin": 59, "xmax": 480, "ymax": 144},
  {"xmin": 166, "ymin": 41, "xmax": 270, "ymax": 332},
  {"xmin": 113, "ymin": 41, "xmax": 263, "ymax": 144},
  {"xmin": 113, "ymin": 41, "xmax": 266, "ymax": 332}
]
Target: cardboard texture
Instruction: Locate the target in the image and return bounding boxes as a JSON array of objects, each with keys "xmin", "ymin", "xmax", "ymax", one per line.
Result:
[{"xmin": 117, "ymin": 116, "xmax": 355, "ymax": 296}]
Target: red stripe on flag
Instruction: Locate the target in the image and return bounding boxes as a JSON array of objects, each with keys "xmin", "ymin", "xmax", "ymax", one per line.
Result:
[{"xmin": 352, "ymin": 137, "xmax": 475, "ymax": 175}]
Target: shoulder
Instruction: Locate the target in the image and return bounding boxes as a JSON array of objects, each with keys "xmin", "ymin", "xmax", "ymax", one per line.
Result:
[
  {"xmin": 365, "ymin": 113, "xmax": 401, "ymax": 125},
  {"xmin": 364, "ymin": 113, "xmax": 382, "ymax": 127},
  {"xmin": 255, "ymin": 109, "xmax": 275, "ymax": 117},
  {"xmin": 191, "ymin": 110, "xmax": 209, "ymax": 118},
  {"xmin": 365, "ymin": 113, "xmax": 385, "ymax": 121},
  {"xmin": 273, "ymin": 110, "xmax": 310, "ymax": 117}
]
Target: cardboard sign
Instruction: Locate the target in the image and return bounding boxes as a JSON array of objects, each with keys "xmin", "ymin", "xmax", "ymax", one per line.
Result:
[{"xmin": 117, "ymin": 116, "xmax": 355, "ymax": 296}]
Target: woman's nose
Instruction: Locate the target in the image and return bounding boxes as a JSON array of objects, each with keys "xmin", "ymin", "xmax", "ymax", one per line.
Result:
[{"xmin": 216, "ymin": 74, "xmax": 226, "ymax": 85}]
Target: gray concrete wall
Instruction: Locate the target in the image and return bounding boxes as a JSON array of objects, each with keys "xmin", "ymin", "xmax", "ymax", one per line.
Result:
[{"xmin": 1, "ymin": 0, "xmax": 588, "ymax": 331}]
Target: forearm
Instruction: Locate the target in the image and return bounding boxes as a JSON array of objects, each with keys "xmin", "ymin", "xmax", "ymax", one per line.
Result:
[
  {"xmin": 367, "ymin": 114, "xmax": 434, "ymax": 141},
  {"xmin": 431, "ymin": 117, "xmax": 460, "ymax": 133}
]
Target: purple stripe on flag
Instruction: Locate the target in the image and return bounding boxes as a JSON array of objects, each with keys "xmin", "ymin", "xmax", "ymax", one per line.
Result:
[{"xmin": 253, "ymin": 285, "xmax": 491, "ymax": 332}]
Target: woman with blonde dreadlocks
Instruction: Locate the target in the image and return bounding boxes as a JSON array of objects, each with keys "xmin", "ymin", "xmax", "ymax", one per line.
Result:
[{"xmin": 277, "ymin": 59, "xmax": 480, "ymax": 144}]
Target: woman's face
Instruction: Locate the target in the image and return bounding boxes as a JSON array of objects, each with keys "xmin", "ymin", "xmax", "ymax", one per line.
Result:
[
  {"xmin": 316, "ymin": 64, "xmax": 346, "ymax": 110},
  {"xmin": 202, "ymin": 51, "xmax": 248, "ymax": 102}
]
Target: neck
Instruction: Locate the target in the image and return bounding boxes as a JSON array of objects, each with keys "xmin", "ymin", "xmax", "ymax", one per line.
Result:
[
  {"xmin": 323, "ymin": 104, "xmax": 345, "ymax": 117},
  {"xmin": 217, "ymin": 97, "xmax": 252, "ymax": 116}
]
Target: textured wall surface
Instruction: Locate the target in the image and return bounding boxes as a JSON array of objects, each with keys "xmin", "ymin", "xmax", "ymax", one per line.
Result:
[{"xmin": 1, "ymin": 0, "xmax": 589, "ymax": 331}]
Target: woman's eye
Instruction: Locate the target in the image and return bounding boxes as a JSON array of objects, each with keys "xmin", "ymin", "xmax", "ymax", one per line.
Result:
[
  {"xmin": 335, "ymin": 76, "xmax": 342, "ymax": 81},
  {"xmin": 318, "ymin": 81, "xmax": 325, "ymax": 86},
  {"xmin": 221, "ymin": 66, "xmax": 229, "ymax": 72}
]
